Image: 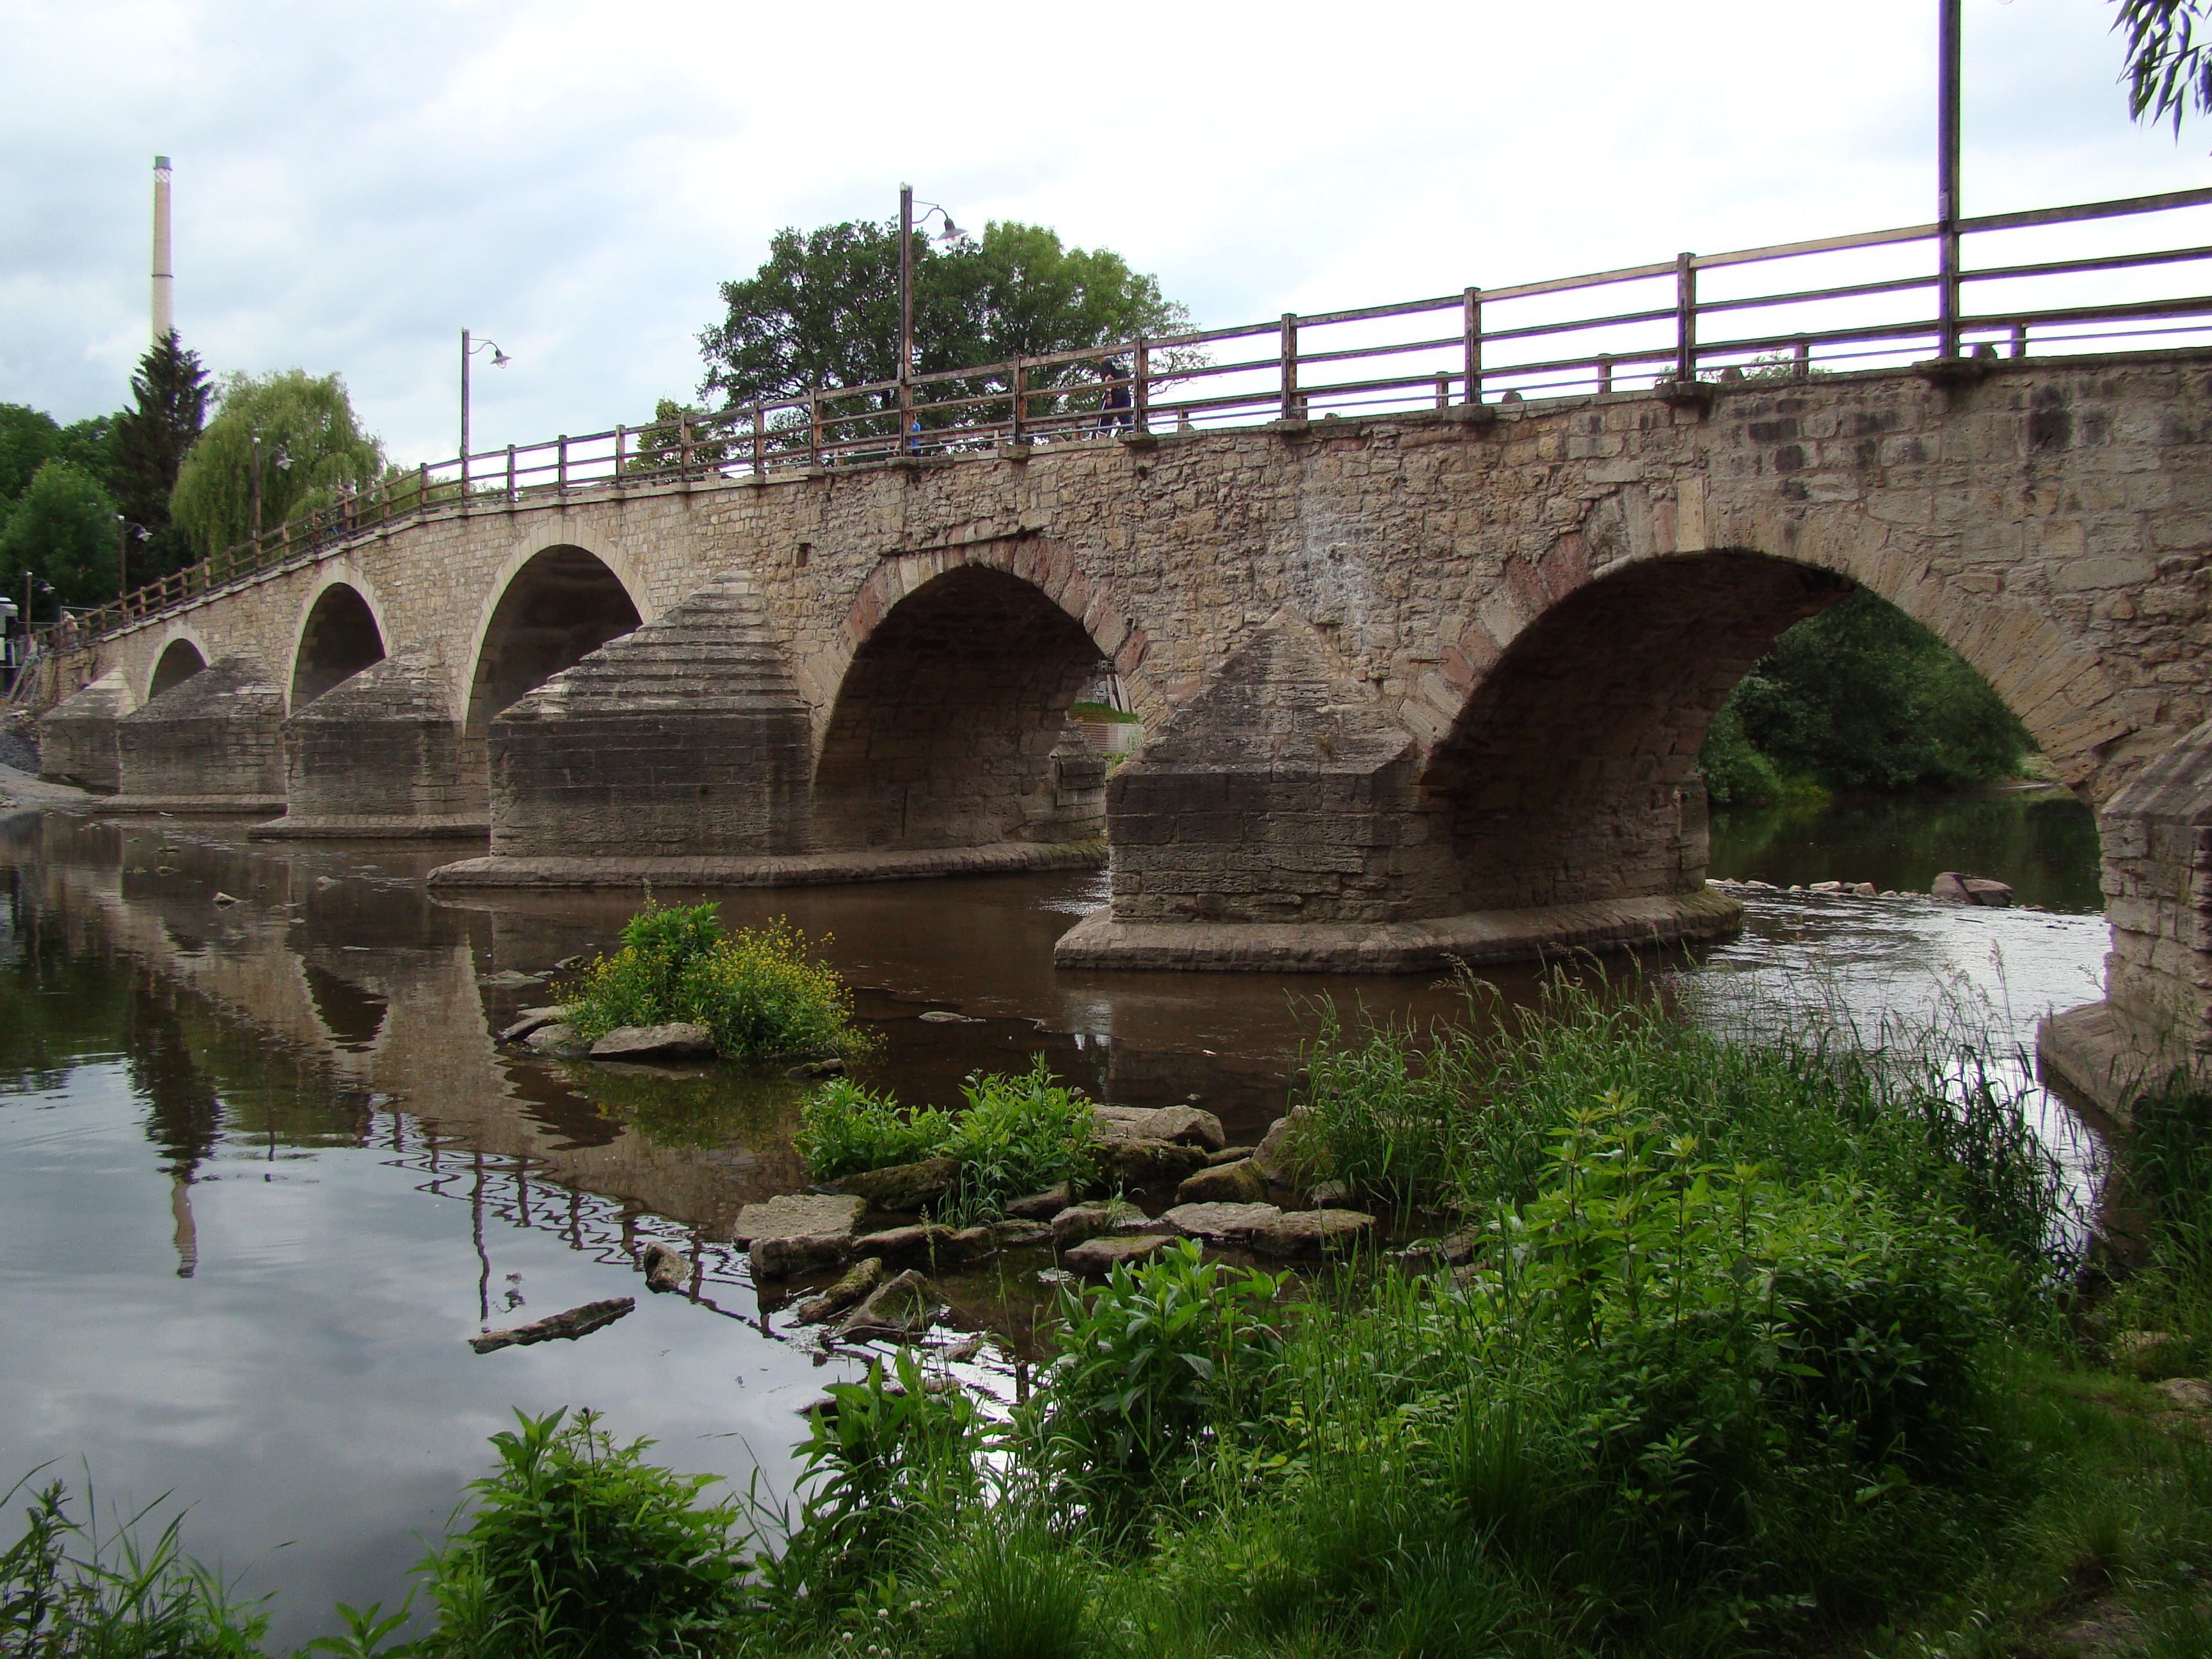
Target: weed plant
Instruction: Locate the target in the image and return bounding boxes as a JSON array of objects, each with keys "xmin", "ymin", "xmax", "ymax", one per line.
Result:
[
  {"xmin": 794, "ymin": 1057, "xmax": 1096, "ymax": 1213},
  {"xmin": 563, "ymin": 902, "xmax": 872, "ymax": 1064}
]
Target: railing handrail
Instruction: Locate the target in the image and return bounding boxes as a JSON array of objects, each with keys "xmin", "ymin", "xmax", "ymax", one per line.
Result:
[{"xmin": 36, "ymin": 182, "xmax": 2212, "ymax": 658}]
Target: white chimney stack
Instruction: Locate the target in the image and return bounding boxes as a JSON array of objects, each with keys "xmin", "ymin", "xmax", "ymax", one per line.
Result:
[{"xmin": 152, "ymin": 155, "xmax": 173, "ymax": 342}]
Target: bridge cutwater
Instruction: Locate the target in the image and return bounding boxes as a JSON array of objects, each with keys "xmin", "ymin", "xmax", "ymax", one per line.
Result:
[{"xmin": 19, "ymin": 187, "xmax": 2212, "ymax": 1118}]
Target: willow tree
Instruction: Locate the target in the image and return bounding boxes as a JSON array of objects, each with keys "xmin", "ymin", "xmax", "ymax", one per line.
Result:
[{"xmin": 168, "ymin": 370, "xmax": 384, "ymax": 561}]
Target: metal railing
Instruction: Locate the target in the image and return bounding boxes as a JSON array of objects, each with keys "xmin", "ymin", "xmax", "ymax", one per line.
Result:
[{"xmin": 40, "ymin": 182, "xmax": 2212, "ymax": 656}]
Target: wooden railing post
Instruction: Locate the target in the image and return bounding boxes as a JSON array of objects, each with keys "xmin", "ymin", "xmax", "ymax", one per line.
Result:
[
  {"xmin": 1793, "ymin": 337, "xmax": 1811, "ymax": 380},
  {"xmin": 417, "ymin": 462, "xmax": 430, "ymax": 514},
  {"xmin": 807, "ymin": 394, "xmax": 821, "ymax": 465},
  {"xmin": 1134, "ymin": 338, "xmax": 1151, "ymax": 434},
  {"xmin": 1674, "ymin": 252, "xmax": 1697, "ymax": 383},
  {"xmin": 1011, "ymin": 361, "xmax": 1026, "ymax": 444},
  {"xmin": 2011, "ymin": 322, "xmax": 2028, "ymax": 358},
  {"xmin": 1598, "ymin": 353, "xmax": 1614, "ymax": 394},
  {"xmin": 505, "ymin": 444, "xmax": 517, "ymax": 504},
  {"xmin": 1279, "ymin": 313, "xmax": 1299, "ymax": 419},
  {"xmin": 613, "ymin": 425, "xmax": 627, "ymax": 488},
  {"xmin": 680, "ymin": 418, "xmax": 694, "ymax": 481},
  {"xmin": 1462, "ymin": 286, "xmax": 1481, "ymax": 405},
  {"xmin": 557, "ymin": 435, "xmax": 568, "ymax": 493},
  {"xmin": 1434, "ymin": 371, "xmax": 1450, "ymax": 408},
  {"xmin": 752, "ymin": 405, "xmax": 767, "ymax": 478}
]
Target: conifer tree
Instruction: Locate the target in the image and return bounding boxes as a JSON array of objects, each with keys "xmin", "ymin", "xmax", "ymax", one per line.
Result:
[{"xmin": 109, "ymin": 332, "xmax": 210, "ymax": 582}]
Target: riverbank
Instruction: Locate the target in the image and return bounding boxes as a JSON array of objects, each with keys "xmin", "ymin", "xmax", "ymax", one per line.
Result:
[{"xmin": 13, "ymin": 993, "xmax": 2212, "ymax": 1659}]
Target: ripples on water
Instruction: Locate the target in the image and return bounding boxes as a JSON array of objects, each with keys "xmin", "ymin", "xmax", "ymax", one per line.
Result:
[{"xmin": 0, "ymin": 791, "xmax": 2110, "ymax": 1643}]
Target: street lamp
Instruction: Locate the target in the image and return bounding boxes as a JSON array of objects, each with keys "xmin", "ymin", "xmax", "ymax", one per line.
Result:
[
  {"xmin": 461, "ymin": 329, "xmax": 511, "ymax": 486},
  {"xmin": 897, "ymin": 186, "xmax": 965, "ymax": 444}
]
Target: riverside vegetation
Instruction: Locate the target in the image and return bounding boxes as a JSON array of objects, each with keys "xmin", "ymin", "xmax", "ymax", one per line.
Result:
[
  {"xmin": 561, "ymin": 902, "xmax": 874, "ymax": 1065},
  {"xmin": 17, "ymin": 984, "xmax": 2212, "ymax": 1658}
]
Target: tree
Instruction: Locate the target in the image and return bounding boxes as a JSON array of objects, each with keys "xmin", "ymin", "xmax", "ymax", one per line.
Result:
[
  {"xmin": 110, "ymin": 332, "xmax": 211, "ymax": 583},
  {"xmin": 698, "ymin": 218, "xmax": 1190, "ymax": 430},
  {"xmin": 168, "ymin": 370, "xmax": 385, "ymax": 563},
  {"xmin": 1, "ymin": 461, "xmax": 120, "ymax": 613},
  {"xmin": 2114, "ymin": 0, "xmax": 2212, "ymax": 134},
  {"xmin": 0, "ymin": 405, "xmax": 61, "ymax": 506}
]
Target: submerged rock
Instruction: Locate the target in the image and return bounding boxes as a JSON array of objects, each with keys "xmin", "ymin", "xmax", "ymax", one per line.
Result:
[
  {"xmin": 1098, "ymin": 1137, "xmax": 1208, "ymax": 1188},
  {"xmin": 855, "ymin": 1223, "xmax": 956, "ymax": 1263},
  {"xmin": 524, "ymin": 1023, "xmax": 586, "ymax": 1057},
  {"xmin": 589, "ymin": 1022, "xmax": 716, "ymax": 1060},
  {"xmin": 1176, "ymin": 1157, "xmax": 1269, "ymax": 1205},
  {"xmin": 500, "ymin": 1006, "xmax": 569, "ymax": 1043},
  {"xmin": 1246, "ymin": 1208, "xmax": 1376, "ymax": 1260},
  {"xmin": 824, "ymin": 1156, "xmax": 962, "ymax": 1212},
  {"xmin": 794, "ymin": 1256, "xmax": 885, "ymax": 1325}
]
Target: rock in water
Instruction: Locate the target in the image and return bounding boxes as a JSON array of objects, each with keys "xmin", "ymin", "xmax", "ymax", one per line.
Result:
[
  {"xmin": 1176, "ymin": 1158, "xmax": 1269, "ymax": 1205},
  {"xmin": 1930, "ymin": 871, "xmax": 2014, "ymax": 908},
  {"xmin": 824, "ymin": 1157, "xmax": 962, "ymax": 1212},
  {"xmin": 1062, "ymin": 1235, "xmax": 1174, "ymax": 1276},
  {"xmin": 737, "ymin": 1192, "xmax": 864, "ymax": 1279},
  {"xmin": 470, "ymin": 1297, "xmax": 634, "ymax": 1353},
  {"xmin": 853, "ymin": 1223, "xmax": 955, "ymax": 1263},
  {"xmin": 641, "ymin": 1241, "xmax": 689, "ymax": 1292},
  {"xmin": 1093, "ymin": 1105, "xmax": 1227, "ymax": 1151},
  {"xmin": 834, "ymin": 1269, "xmax": 942, "ymax": 1341},
  {"xmin": 1049, "ymin": 1203, "xmax": 1113, "ymax": 1247},
  {"xmin": 1246, "ymin": 1208, "xmax": 1376, "ymax": 1260},
  {"xmin": 1098, "ymin": 1137, "xmax": 1208, "ymax": 1188},
  {"xmin": 212, "ymin": 891, "xmax": 241, "ymax": 906},
  {"xmin": 794, "ymin": 1256, "xmax": 885, "ymax": 1325},
  {"xmin": 1161, "ymin": 1201, "xmax": 1281, "ymax": 1241},
  {"xmin": 500, "ymin": 1006, "xmax": 569, "ymax": 1042},
  {"xmin": 1005, "ymin": 1184, "xmax": 1072, "ymax": 1219},
  {"xmin": 589, "ymin": 1022, "xmax": 716, "ymax": 1059},
  {"xmin": 1252, "ymin": 1107, "xmax": 1313, "ymax": 1185},
  {"xmin": 524, "ymin": 1023, "xmax": 584, "ymax": 1056}
]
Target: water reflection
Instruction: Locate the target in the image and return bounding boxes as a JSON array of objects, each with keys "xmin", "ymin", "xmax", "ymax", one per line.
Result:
[{"xmin": 0, "ymin": 797, "xmax": 2116, "ymax": 1645}]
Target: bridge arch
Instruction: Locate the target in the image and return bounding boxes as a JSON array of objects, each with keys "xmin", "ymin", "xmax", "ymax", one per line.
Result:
[
  {"xmin": 288, "ymin": 572, "xmax": 388, "ymax": 709},
  {"xmin": 463, "ymin": 541, "xmax": 645, "ymax": 735},
  {"xmin": 146, "ymin": 630, "xmax": 210, "ymax": 701},
  {"xmin": 814, "ymin": 550, "xmax": 1118, "ymax": 849},
  {"xmin": 1419, "ymin": 534, "xmax": 2122, "ymax": 911}
]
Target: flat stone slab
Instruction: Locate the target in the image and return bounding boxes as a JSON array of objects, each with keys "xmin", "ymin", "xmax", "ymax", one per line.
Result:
[
  {"xmin": 427, "ymin": 840, "xmax": 1105, "ymax": 890},
  {"xmin": 1098, "ymin": 1137, "xmax": 1208, "ymax": 1187},
  {"xmin": 250, "ymin": 814, "xmax": 487, "ymax": 840},
  {"xmin": 734, "ymin": 1192, "xmax": 865, "ymax": 1247},
  {"xmin": 1162, "ymin": 1201, "xmax": 1281, "ymax": 1240},
  {"xmin": 1062, "ymin": 1234, "xmax": 1174, "ymax": 1276},
  {"xmin": 1247, "ymin": 1208, "xmax": 1377, "ymax": 1260},
  {"xmin": 590, "ymin": 1022, "xmax": 716, "ymax": 1059},
  {"xmin": 834, "ymin": 1268, "xmax": 941, "ymax": 1341},
  {"xmin": 499, "ymin": 1007, "xmax": 570, "ymax": 1043},
  {"xmin": 1052, "ymin": 890, "xmax": 1743, "ymax": 974},
  {"xmin": 854, "ymin": 1223, "xmax": 955, "ymax": 1263},
  {"xmin": 1094, "ymin": 1105, "xmax": 1226, "ymax": 1151},
  {"xmin": 524, "ymin": 1023, "xmax": 586, "ymax": 1056},
  {"xmin": 824, "ymin": 1157, "xmax": 961, "ymax": 1212},
  {"xmin": 88, "ymin": 794, "xmax": 287, "ymax": 817}
]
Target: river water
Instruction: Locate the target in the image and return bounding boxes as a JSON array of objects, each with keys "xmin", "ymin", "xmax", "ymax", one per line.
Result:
[{"xmin": 0, "ymin": 787, "xmax": 2109, "ymax": 1644}]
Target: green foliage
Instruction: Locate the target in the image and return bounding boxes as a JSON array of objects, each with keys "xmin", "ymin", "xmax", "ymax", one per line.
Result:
[
  {"xmin": 563, "ymin": 901, "xmax": 871, "ymax": 1063},
  {"xmin": 794, "ymin": 1057, "xmax": 1096, "ymax": 1208},
  {"xmin": 2115, "ymin": 0, "xmax": 2212, "ymax": 134},
  {"xmin": 415, "ymin": 1408, "xmax": 749, "ymax": 1659},
  {"xmin": 1711, "ymin": 589, "xmax": 2034, "ymax": 796},
  {"xmin": 1042, "ymin": 1239, "xmax": 1285, "ymax": 1488},
  {"xmin": 0, "ymin": 1473, "xmax": 271, "ymax": 1656},
  {"xmin": 110, "ymin": 333, "xmax": 212, "ymax": 583},
  {"xmin": 698, "ymin": 217, "xmax": 1190, "ymax": 424},
  {"xmin": 622, "ymin": 399, "xmax": 734, "ymax": 475},
  {"xmin": 794, "ymin": 1080, "xmax": 953, "ymax": 1179},
  {"xmin": 1, "ymin": 460, "xmax": 120, "ymax": 611},
  {"xmin": 1696, "ymin": 702, "xmax": 1783, "ymax": 807},
  {"xmin": 168, "ymin": 371, "xmax": 385, "ymax": 563}
]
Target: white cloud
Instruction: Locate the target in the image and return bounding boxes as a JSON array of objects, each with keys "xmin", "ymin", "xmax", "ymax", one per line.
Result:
[{"xmin": 1, "ymin": 0, "xmax": 2203, "ymax": 460}]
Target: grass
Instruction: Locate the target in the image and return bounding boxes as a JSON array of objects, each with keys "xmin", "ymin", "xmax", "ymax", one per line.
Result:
[
  {"xmin": 793, "ymin": 1055, "xmax": 1096, "ymax": 1214},
  {"xmin": 18, "ymin": 986, "xmax": 2212, "ymax": 1658},
  {"xmin": 561, "ymin": 901, "xmax": 874, "ymax": 1064}
]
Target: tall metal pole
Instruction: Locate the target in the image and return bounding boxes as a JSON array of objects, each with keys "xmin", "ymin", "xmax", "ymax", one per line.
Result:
[
  {"xmin": 151, "ymin": 156, "xmax": 174, "ymax": 342},
  {"xmin": 460, "ymin": 328, "xmax": 472, "ymax": 477},
  {"xmin": 897, "ymin": 185, "xmax": 915, "ymax": 445},
  {"xmin": 1937, "ymin": 0, "xmax": 1962, "ymax": 357},
  {"xmin": 250, "ymin": 435, "xmax": 262, "ymax": 542}
]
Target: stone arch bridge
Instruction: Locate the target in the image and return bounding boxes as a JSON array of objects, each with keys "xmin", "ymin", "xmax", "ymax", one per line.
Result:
[{"xmin": 31, "ymin": 353, "xmax": 2212, "ymax": 1107}]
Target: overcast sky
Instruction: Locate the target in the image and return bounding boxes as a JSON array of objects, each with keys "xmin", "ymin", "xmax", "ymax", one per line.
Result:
[{"xmin": 2, "ymin": 0, "xmax": 2205, "ymax": 465}]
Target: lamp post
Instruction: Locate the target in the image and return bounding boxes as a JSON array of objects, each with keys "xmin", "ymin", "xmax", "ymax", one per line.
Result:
[
  {"xmin": 461, "ymin": 329, "xmax": 511, "ymax": 489},
  {"xmin": 895, "ymin": 186, "xmax": 963, "ymax": 445},
  {"xmin": 1937, "ymin": 0, "xmax": 1962, "ymax": 357}
]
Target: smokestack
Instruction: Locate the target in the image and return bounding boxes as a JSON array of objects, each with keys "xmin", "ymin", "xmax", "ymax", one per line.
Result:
[{"xmin": 151, "ymin": 155, "xmax": 173, "ymax": 342}]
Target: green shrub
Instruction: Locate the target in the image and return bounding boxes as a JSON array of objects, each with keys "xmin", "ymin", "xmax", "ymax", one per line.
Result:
[
  {"xmin": 563, "ymin": 902, "xmax": 870, "ymax": 1063},
  {"xmin": 1697, "ymin": 702, "xmax": 1783, "ymax": 807},
  {"xmin": 417, "ymin": 1408, "xmax": 749, "ymax": 1659},
  {"xmin": 794, "ymin": 1057, "xmax": 1096, "ymax": 1211},
  {"xmin": 0, "ymin": 1475, "xmax": 270, "ymax": 1657}
]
